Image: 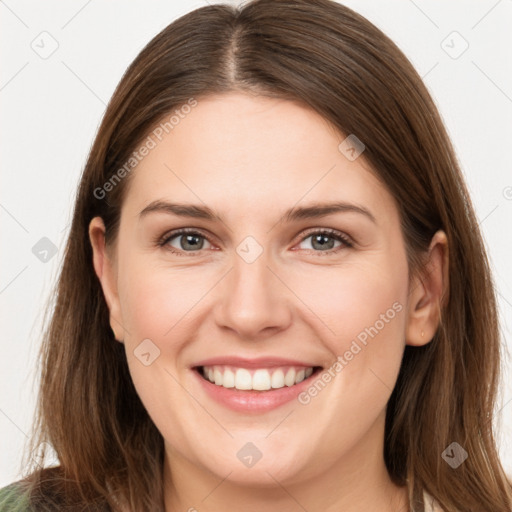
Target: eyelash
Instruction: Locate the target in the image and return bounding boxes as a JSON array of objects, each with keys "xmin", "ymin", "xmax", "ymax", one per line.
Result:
[{"xmin": 155, "ymin": 227, "xmax": 353, "ymax": 257}]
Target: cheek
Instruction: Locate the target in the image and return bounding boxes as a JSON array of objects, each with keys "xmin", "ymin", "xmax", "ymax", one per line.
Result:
[
  {"xmin": 287, "ymin": 258, "xmax": 408, "ymax": 350},
  {"xmin": 287, "ymin": 256, "xmax": 409, "ymax": 412},
  {"xmin": 117, "ymin": 255, "xmax": 207, "ymax": 340},
  {"xmin": 114, "ymin": 257, "xmax": 190, "ymax": 396},
  {"xmin": 116, "ymin": 260, "xmax": 204, "ymax": 442}
]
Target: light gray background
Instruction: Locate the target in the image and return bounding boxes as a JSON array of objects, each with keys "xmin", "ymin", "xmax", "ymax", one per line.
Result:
[{"xmin": 1, "ymin": 0, "xmax": 511, "ymax": 487}]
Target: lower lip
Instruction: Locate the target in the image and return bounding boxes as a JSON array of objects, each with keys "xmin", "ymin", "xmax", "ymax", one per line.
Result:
[{"xmin": 192, "ymin": 367, "xmax": 322, "ymax": 413}]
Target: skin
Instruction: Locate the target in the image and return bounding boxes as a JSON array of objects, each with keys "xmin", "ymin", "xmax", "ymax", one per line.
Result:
[{"xmin": 89, "ymin": 92, "xmax": 448, "ymax": 512}]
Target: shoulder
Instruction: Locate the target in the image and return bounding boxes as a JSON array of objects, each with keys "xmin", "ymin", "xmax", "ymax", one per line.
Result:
[{"xmin": 0, "ymin": 481, "xmax": 31, "ymax": 511}]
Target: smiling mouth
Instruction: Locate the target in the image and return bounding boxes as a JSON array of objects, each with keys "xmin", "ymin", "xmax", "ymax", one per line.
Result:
[{"xmin": 194, "ymin": 365, "xmax": 323, "ymax": 391}]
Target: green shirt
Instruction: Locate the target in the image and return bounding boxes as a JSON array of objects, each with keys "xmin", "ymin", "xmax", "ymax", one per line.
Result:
[
  {"xmin": 0, "ymin": 482, "xmax": 31, "ymax": 511},
  {"xmin": 0, "ymin": 481, "xmax": 445, "ymax": 511}
]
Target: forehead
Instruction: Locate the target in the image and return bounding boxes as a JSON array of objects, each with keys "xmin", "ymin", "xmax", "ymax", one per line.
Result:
[{"xmin": 121, "ymin": 93, "xmax": 398, "ymax": 224}]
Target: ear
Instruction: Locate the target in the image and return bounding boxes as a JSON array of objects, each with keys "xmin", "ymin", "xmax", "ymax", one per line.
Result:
[
  {"xmin": 405, "ymin": 230, "xmax": 449, "ymax": 346},
  {"xmin": 88, "ymin": 216, "xmax": 125, "ymax": 343}
]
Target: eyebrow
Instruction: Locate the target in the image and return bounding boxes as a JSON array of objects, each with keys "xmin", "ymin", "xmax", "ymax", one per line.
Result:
[{"xmin": 138, "ymin": 200, "xmax": 377, "ymax": 224}]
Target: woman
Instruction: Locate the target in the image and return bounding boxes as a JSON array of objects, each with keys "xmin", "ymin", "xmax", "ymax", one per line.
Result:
[{"xmin": 1, "ymin": 0, "xmax": 511, "ymax": 510}]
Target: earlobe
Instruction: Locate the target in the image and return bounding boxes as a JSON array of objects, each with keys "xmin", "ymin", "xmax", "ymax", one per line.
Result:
[
  {"xmin": 405, "ymin": 230, "xmax": 449, "ymax": 347},
  {"xmin": 88, "ymin": 217, "xmax": 125, "ymax": 343}
]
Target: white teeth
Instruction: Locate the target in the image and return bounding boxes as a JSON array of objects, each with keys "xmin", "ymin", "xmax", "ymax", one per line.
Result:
[
  {"xmin": 223, "ymin": 368, "xmax": 235, "ymax": 388},
  {"xmin": 235, "ymin": 368, "xmax": 252, "ymax": 390},
  {"xmin": 295, "ymin": 369, "xmax": 305, "ymax": 384},
  {"xmin": 284, "ymin": 368, "xmax": 296, "ymax": 387},
  {"xmin": 213, "ymin": 368, "xmax": 223, "ymax": 385},
  {"xmin": 252, "ymin": 369, "xmax": 271, "ymax": 390},
  {"xmin": 200, "ymin": 365, "xmax": 315, "ymax": 391},
  {"xmin": 271, "ymin": 369, "xmax": 285, "ymax": 388}
]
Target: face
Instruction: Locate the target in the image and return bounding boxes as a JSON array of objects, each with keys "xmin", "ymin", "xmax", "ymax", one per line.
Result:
[{"xmin": 90, "ymin": 92, "xmax": 432, "ymax": 487}]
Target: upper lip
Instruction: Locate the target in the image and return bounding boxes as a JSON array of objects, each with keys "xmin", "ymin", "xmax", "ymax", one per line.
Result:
[{"xmin": 192, "ymin": 356, "xmax": 322, "ymax": 369}]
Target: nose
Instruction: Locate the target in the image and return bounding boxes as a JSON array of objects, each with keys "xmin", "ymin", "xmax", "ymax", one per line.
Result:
[{"xmin": 213, "ymin": 249, "xmax": 292, "ymax": 340}]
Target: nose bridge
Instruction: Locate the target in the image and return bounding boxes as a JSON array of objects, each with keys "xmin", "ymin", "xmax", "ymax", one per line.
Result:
[{"xmin": 214, "ymin": 239, "xmax": 291, "ymax": 338}]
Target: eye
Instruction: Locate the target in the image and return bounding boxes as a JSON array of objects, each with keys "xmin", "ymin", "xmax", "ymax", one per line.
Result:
[
  {"xmin": 157, "ymin": 228, "xmax": 214, "ymax": 256},
  {"xmin": 295, "ymin": 229, "xmax": 353, "ymax": 254},
  {"xmin": 156, "ymin": 227, "xmax": 353, "ymax": 256}
]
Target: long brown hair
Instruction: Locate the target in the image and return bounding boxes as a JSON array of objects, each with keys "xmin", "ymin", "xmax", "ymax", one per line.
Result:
[{"xmin": 15, "ymin": 1, "xmax": 511, "ymax": 510}]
